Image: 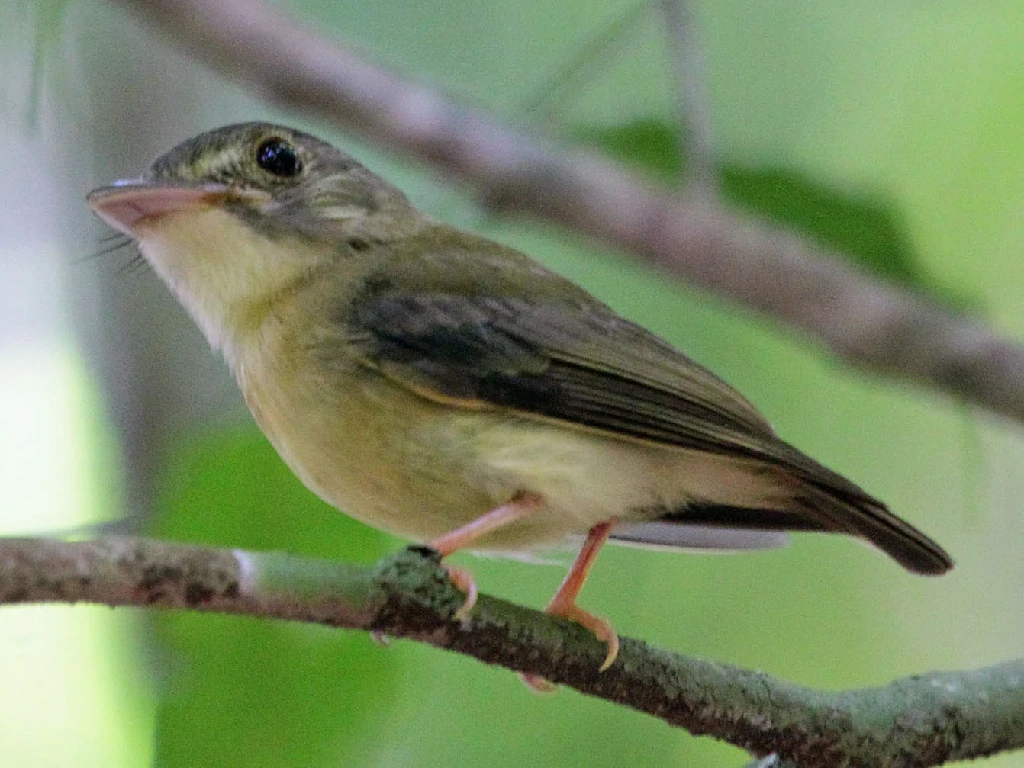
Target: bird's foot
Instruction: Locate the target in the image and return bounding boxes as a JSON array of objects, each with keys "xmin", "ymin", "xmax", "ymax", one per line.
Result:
[
  {"xmin": 518, "ymin": 599, "xmax": 619, "ymax": 692},
  {"xmin": 443, "ymin": 563, "xmax": 478, "ymax": 621}
]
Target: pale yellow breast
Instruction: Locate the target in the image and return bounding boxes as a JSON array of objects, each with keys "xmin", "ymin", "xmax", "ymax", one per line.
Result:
[{"xmin": 231, "ymin": 314, "xmax": 510, "ymax": 542}]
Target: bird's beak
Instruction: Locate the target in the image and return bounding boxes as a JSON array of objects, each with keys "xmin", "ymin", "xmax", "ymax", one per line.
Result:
[{"xmin": 87, "ymin": 181, "xmax": 271, "ymax": 237}]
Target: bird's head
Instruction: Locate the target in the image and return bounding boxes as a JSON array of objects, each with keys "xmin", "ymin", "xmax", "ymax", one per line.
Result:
[{"xmin": 88, "ymin": 122, "xmax": 417, "ymax": 350}]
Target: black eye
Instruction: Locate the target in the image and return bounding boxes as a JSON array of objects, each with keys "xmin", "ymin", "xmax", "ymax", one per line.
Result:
[{"xmin": 256, "ymin": 138, "xmax": 301, "ymax": 177}]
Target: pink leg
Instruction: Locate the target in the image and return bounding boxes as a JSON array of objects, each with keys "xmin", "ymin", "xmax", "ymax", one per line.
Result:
[
  {"xmin": 428, "ymin": 493, "xmax": 543, "ymax": 620},
  {"xmin": 522, "ymin": 520, "xmax": 619, "ymax": 692}
]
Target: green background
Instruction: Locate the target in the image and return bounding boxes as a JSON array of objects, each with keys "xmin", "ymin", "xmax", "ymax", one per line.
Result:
[{"xmin": 3, "ymin": 1, "xmax": 1023, "ymax": 765}]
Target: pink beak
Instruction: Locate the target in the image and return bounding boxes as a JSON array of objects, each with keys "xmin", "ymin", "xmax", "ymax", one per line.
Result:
[{"xmin": 87, "ymin": 182, "xmax": 269, "ymax": 236}]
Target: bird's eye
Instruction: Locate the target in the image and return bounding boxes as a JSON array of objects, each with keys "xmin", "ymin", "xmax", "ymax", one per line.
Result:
[{"xmin": 256, "ymin": 138, "xmax": 302, "ymax": 177}]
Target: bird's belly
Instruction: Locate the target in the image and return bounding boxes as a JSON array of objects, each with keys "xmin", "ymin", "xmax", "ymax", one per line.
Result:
[
  {"xmin": 242, "ymin": 366, "xmax": 486, "ymax": 538},
  {"xmin": 241, "ymin": 362, "xmax": 781, "ymax": 552}
]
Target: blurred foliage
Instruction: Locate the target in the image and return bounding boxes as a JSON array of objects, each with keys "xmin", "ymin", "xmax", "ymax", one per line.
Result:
[
  {"xmin": 5, "ymin": 0, "xmax": 70, "ymax": 124},
  {"xmin": 577, "ymin": 119, "xmax": 972, "ymax": 310}
]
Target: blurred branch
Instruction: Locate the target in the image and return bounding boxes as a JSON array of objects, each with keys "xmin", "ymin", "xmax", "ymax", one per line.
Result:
[
  {"xmin": 521, "ymin": 2, "xmax": 648, "ymax": 123},
  {"xmin": 104, "ymin": 0, "xmax": 1024, "ymax": 425},
  {"xmin": 2, "ymin": 536, "xmax": 1022, "ymax": 767},
  {"xmin": 660, "ymin": 0, "xmax": 718, "ymax": 196}
]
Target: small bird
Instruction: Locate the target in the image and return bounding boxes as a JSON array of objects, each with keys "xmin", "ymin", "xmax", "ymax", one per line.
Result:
[{"xmin": 88, "ymin": 122, "xmax": 952, "ymax": 678}]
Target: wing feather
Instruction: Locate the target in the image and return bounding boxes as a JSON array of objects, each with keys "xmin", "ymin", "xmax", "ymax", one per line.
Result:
[
  {"xmin": 351, "ymin": 291, "xmax": 777, "ymax": 460},
  {"xmin": 335, "ymin": 233, "xmax": 951, "ymax": 575}
]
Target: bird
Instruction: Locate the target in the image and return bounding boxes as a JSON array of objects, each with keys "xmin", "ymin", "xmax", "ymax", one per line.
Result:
[{"xmin": 87, "ymin": 121, "xmax": 953, "ymax": 681}]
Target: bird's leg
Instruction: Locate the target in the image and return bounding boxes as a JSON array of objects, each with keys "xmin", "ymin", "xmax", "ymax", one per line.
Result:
[
  {"xmin": 428, "ymin": 492, "xmax": 543, "ymax": 620},
  {"xmin": 521, "ymin": 519, "xmax": 618, "ymax": 693},
  {"xmin": 546, "ymin": 520, "xmax": 619, "ymax": 668}
]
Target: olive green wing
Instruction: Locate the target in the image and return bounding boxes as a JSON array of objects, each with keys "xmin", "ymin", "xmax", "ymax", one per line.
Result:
[{"xmin": 348, "ymin": 290, "xmax": 778, "ymax": 459}]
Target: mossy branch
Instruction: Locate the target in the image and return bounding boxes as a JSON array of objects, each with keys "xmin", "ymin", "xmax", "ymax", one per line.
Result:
[{"xmin": 1, "ymin": 535, "xmax": 1021, "ymax": 767}]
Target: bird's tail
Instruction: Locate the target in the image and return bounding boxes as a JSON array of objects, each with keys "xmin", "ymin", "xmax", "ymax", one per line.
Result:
[
  {"xmin": 786, "ymin": 480, "xmax": 952, "ymax": 575},
  {"xmin": 615, "ymin": 452, "xmax": 953, "ymax": 575}
]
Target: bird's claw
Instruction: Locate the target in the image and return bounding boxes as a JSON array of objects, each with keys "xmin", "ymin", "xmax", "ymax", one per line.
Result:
[{"xmin": 443, "ymin": 563, "xmax": 478, "ymax": 621}]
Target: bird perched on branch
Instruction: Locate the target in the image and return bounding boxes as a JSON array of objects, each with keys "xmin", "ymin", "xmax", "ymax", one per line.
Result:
[{"xmin": 88, "ymin": 122, "xmax": 952, "ymax": 684}]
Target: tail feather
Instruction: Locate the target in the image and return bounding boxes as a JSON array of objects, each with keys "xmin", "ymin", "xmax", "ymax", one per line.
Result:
[
  {"xmin": 618, "ymin": 435, "xmax": 953, "ymax": 574},
  {"xmin": 765, "ymin": 439, "xmax": 953, "ymax": 575},
  {"xmin": 626, "ymin": 483, "xmax": 953, "ymax": 575},
  {"xmin": 610, "ymin": 521, "xmax": 791, "ymax": 551},
  {"xmin": 791, "ymin": 482, "xmax": 953, "ymax": 575}
]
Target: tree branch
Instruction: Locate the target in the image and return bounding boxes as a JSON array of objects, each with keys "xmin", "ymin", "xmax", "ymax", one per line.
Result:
[
  {"xmin": 520, "ymin": 3, "xmax": 649, "ymax": 124},
  {"xmin": 104, "ymin": 0, "xmax": 1024, "ymax": 425},
  {"xmin": 2, "ymin": 535, "xmax": 1021, "ymax": 767},
  {"xmin": 660, "ymin": 0, "xmax": 718, "ymax": 196}
]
